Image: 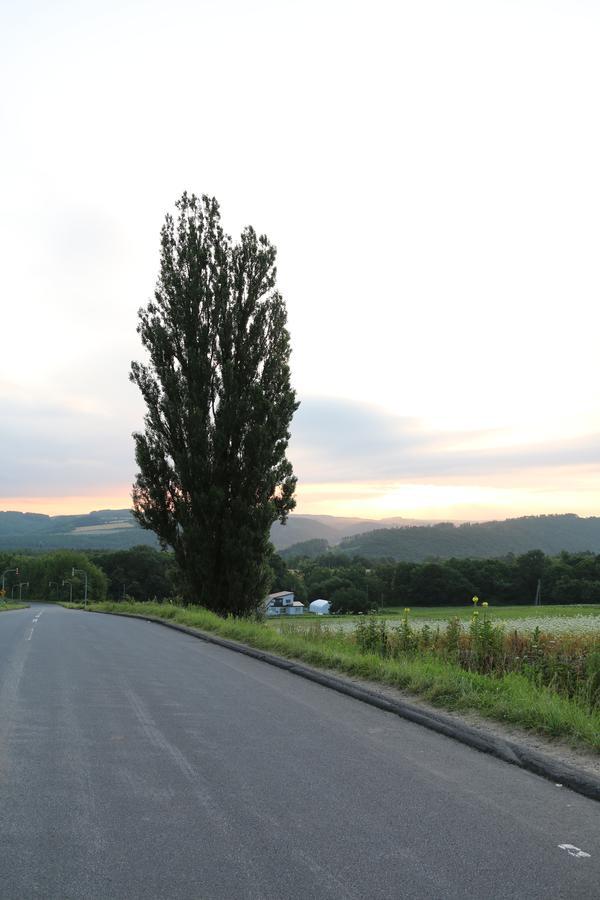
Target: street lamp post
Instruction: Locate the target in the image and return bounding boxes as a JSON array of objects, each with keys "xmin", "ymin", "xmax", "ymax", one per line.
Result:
[
  {"xmin": 18, "ymin": 582, "xmax": 29, "ymax": 601},
  {"xmin": 1, "ymin": 567, "xmax": 19, "ymax": 594},
  {"xmin": 62, "ymin": 579, "xmax": 73, "ymax": 603},
  {"xmin": 72, "ymin": 568, "xmax": 88, "ymax": 607},
  {"xmin": 48, "ymin": 581, "xmax": 59, "ymax": 600}
]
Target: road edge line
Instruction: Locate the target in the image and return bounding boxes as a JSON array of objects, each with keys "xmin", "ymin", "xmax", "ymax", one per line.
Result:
[{"xmin": 82, "ymin": 608, "xmax": 600, "ymax": 802}]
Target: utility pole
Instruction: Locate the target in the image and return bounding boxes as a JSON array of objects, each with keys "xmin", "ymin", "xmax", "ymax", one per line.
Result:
[{"xmin": 534, "ymin": 579, "xmax": 542, "ymax": 607}]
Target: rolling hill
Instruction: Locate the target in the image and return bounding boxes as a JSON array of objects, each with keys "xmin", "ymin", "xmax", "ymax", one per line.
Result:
[
  {"xmin": 337, "ymin": 514, "xmax": 600, "ymax": 561},
  {"xmin": 0, "ymin": 509, "xmax": 158, "ymax": 550},
  {"xmin": 2, "ymin": 509, "xmax": 598, "ymax": 561},
  {"xmin": 0, "ymin": 509, "xmax": 430, "ymax": 552}
]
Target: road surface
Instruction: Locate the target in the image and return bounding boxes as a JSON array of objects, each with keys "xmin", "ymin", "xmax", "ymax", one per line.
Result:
[{"xmin": 1, "ymin": 603, "xmax": 599, "ymax": 899}]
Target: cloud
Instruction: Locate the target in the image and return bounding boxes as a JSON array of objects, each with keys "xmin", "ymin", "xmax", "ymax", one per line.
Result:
[
  {"xmin": 0, "ymin": 386, "xmax": 135, "ymax": 496},
  {"xmin": 2, "ymin": 388, "xmax": 600, "ymax": 505},
  {"xmin": 290, "ymin": 397, "xmax": 600, "ymax": 485}
]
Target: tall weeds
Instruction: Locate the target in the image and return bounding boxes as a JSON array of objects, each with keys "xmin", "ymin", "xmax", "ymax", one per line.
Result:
[{"xmin": 352, "ymin": 608, "xmax": 600, "ymax": 713}]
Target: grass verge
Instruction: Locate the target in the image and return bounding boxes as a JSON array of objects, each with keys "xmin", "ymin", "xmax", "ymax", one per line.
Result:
[
  {"xmin": 0, "ymin": 602, "xmax": 28, "ymax": 611},
  {"xmin": 63, "ymin": 600, "xmax": 600, "ymax": 754}
]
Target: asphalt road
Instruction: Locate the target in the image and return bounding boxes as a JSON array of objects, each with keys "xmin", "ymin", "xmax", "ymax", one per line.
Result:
[{"xmin": 0, "ymin": 604, "xmax": 599, "ymax": 899}]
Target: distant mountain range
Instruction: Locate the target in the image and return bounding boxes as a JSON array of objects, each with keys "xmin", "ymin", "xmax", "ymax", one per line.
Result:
[
  {"xmin": 1, "ymin": 508, "xmax": 599, "ymax": 561},
  {"xmin": 269, "ymin": 514, "xmax": 438, "ymax": 549},
  {"xmin": 0, "ymin": 509, "xmax": 435, "ymax": 552}
]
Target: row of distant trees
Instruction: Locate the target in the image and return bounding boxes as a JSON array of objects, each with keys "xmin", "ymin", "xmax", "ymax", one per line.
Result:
[
  {"xmin": 0, "ymin": 547, "xmax": 178, "ymax": 603},
  {"xmin": 3, "ymin": 546, "xmax": 600, "ymax": 609},
  {"xmin": 0, "ymin": 551, "xmax": 108, "ymax": 602},
  {"xmin": 271, "ymin": 548, "xmax": 600, "ymax": 612}
]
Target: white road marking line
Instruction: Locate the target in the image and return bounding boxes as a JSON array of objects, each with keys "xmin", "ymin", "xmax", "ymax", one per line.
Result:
[
  {"xmin": 558, "ymin": 844, "xmax": 591, "ymax": 859},
  {"xmin": 25, "ymin": 611, "xmax": 43, "ymax": 640}
]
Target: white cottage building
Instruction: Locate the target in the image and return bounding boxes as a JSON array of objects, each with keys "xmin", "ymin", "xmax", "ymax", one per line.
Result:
[{"xmin": 264, "ymin": 591, "xmax": 305, "ymax": 617}]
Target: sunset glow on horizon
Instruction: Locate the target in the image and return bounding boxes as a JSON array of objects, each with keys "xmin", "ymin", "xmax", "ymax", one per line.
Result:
[
  {"xmin": 4, "ymin": 467, "xmax": 600, "ymax": 523},
  {"xmin": 0, "ymin": 495, "xmax": 134, "ymax": 517}
]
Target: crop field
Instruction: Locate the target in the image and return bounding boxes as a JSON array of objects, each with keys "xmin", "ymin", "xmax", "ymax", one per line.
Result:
[
  {"xmin": 270, "ymin": 604, "xmax": 600, "ymax": 634},
  {"xmin": 388, "ymin": 604, "xmax": 600, "ymax": 622},
  {"xmin": 493, "ymin": 615, "xmax": 600, "ymax": 636}
]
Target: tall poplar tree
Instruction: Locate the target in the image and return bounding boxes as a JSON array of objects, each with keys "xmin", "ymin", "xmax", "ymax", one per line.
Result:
[{"xmin": 130, "ymin": 193, "xmax": 298, "ymax": 615}]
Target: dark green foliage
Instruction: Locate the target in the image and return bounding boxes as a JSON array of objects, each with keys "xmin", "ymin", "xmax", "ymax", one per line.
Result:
[
  {"xmin": 274, "ymin": 548, "xmax": 600, "ymax": 608},
  {"xmin": 267, "ymin": 549, "xmax": 307, "ymax": 602},
  {"xmin": 8, "ymin": 540, "xmax": 600, "ymax": 611},
  {"xmin": 279, "ymin": 538, "xmax": 329, "ymax": 561},
  {"xmin": 329, "ymin": 585, "xmax": 369, "ymax": 614},
  {"xmin": 409, "ymin": 562, "xmax": 475, "ymax": 605},
  {"xmin": 0, "ymin": 551, "xmax": 107, "ymax": 602},
  {"xmin": 93, "ymin": 546, "xmax": 178, "ymax": 601},
  {"xmin": 338, "ymin": 514, "xmax": 600, "ymax": 561},
  {"xmin": 130, "ymin": 194, "xmax": 298, "ymax": 615}
]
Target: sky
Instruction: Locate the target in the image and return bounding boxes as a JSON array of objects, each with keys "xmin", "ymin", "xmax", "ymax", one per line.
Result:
[{"xmin": 1, "ymin": 0, "xmax": 599, "ymax": 522}]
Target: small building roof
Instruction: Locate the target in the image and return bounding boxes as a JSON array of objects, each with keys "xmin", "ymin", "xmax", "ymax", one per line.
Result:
[
  {"xmin": 267, "ymin": 590, "xmax": 295, "ymax": 600},
  {"xmin": 291, "ymin": 600, "xmax": 305, "ymax": 607}
]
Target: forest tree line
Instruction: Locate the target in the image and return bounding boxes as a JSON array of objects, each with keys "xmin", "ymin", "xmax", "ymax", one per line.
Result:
[
  {"xmin": 274, "ymin": 548, "xmax": 600, "ymax": 611},
  {"xmin": 0, "ymin": 547, "xmax": 176, "ymax": 603},
  {"xmin": 4, "ymin": 545, "xmax": 600, "ymax": 611}
]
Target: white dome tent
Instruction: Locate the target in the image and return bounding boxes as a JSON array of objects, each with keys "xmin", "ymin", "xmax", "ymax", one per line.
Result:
[{"xmin": 309, "ymin": 599, "xmax": 330, "ymax": 615}]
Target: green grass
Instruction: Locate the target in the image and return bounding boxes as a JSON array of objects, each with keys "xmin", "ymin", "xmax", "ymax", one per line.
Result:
[
  {"xmin": 62, "ymin": 600, "xmax": 600, "ymax": 754},
  {"xmin": 0, "ymin": 602, "xmax": 28, "ymax": 611}
]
